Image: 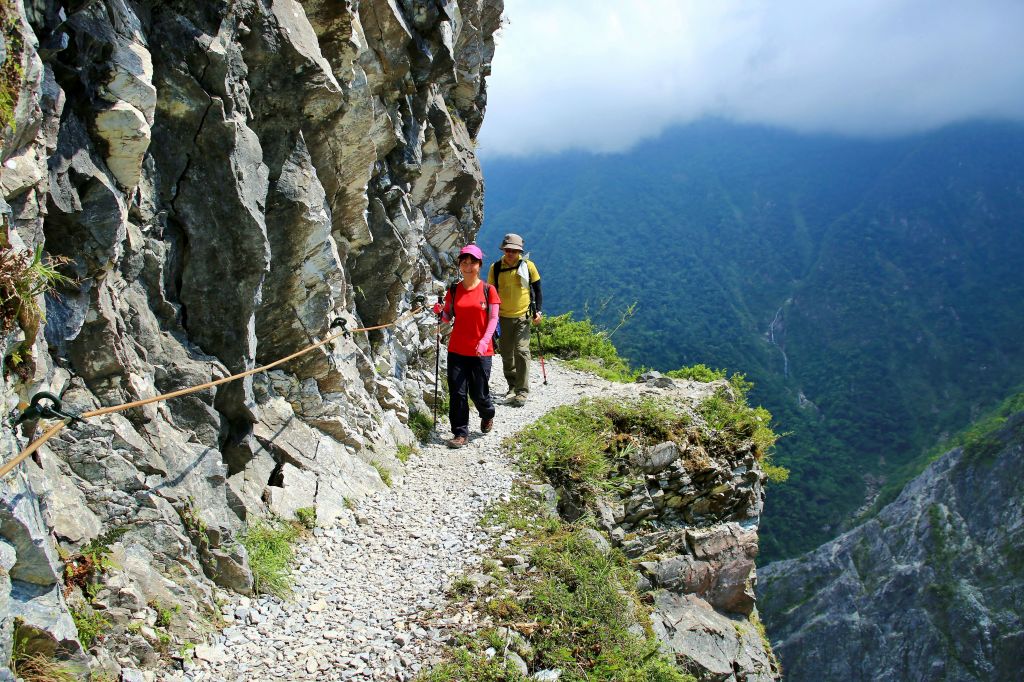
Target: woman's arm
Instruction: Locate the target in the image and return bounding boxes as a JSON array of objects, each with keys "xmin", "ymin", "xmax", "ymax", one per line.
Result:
[{"xmin": 476, "ymin": 302, "xmax": 500, "ymax": 355}]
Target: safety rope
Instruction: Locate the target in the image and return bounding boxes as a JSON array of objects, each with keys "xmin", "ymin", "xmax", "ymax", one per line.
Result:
[{"xmin": 0, "ymin": 305, "xmax": 426, "ymax": 480}]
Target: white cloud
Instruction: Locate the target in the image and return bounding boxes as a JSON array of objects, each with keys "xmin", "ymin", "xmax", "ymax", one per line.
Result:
[{"xmin": 478, "ymin": 0, "xmax": 1024, "ymax": 157}]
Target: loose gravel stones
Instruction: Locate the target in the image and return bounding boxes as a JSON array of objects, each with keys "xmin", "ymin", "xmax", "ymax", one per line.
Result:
[{"xmin": 161, "ymin": 359, "xmax": 691, "ymax": 681}]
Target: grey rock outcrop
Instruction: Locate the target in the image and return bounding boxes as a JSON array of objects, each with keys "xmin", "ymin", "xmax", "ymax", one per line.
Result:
[
  {"xmin": 758, "ymin": 411, "xmax": 1024, "ymax": 682},
  {"xmin": 579, "ymin": 380, "xmax": 780, "ymax": 681},
  {"xmin": 1, "ymin": 0, "xmax": 501, "ymax": 675}
]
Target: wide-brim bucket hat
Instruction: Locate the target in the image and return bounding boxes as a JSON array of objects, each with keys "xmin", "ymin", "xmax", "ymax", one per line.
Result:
[{"xmin": 500, "ymin": 233, "xmax": 524, "ymax": 251}]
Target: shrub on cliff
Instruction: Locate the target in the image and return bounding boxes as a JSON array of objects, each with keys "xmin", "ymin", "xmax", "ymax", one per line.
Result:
[{"xmin": 533, "ymin": 312, "xmax": 636, "ymax": 382}]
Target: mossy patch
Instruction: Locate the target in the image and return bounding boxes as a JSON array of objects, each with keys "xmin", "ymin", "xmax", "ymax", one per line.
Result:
[{"xmin": 1, "ymin": 0, "xmax": 24, "ymax": 132}]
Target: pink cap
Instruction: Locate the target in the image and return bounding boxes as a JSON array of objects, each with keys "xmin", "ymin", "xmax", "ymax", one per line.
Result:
[{"xmin": 458, "ymin": 244, "xmax": 484, "ymax": 261}]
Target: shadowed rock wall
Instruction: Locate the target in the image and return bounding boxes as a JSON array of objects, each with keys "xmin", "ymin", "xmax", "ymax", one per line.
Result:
[{"xmin": 0, "ymin": 0, "xmax": 501, "ymax": 675}]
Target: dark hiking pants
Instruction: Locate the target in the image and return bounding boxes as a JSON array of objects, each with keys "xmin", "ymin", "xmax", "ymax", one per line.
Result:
[{"xmin": 446, "ymin": 352, "xmax": 495, "ymax": 438}]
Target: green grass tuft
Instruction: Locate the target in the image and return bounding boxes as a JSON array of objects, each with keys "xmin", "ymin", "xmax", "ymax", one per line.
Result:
[
  {"xmin": 239, "ymin": 519, "xmax": 301, "ymax": 597},
  {"xmin": 665, "ymin": 364, "xmax": 727, "ymax": 382},
  {"xmin": 70, "ymin": 606, "xmax": 109, "ymax": 647},
  {"xmin": 418, "ymin": 490, "xmax": 696, "ymax": 682},
  {"xmin": 295, "ymin": 506, "xmax": 317, "ymax": 529},
  {"xmin": 409, "ymin": 410, "xmax": 434, "ymax": 441},
  {"xmin": 512, "ymin": 398, "xmax": 694, "ymax": 500},
  {"xmin": 696, "ymin": 374, "xmax": 786, "ymax": 481},
  {"xmin": 396, "ymin": 443, "xmax": 417, "ymax": 463},
  {"xmin": 371, "ymin": 461, "xmax": 392, "ymax": 487},
  {"xmin": 9, "ymin": 621, "xmax": 79, "ymax": 682}
]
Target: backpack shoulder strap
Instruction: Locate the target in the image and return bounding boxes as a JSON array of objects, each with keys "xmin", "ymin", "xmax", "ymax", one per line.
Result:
[{"xmin": 447, "ymin": 282, "xmax": 458, "ymax": 319}]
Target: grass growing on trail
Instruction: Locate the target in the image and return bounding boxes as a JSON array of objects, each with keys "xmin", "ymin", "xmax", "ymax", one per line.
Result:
[
  {"xmin": 529, "ymin": 308, "xmax": 787, "ymax": 483},
  {"xmin": 533, "ymin": 312, "xmax": 636, "ymax": 383},
  {"xmin": 295, "ymin": 506, "xmax": 317, "ymax": 529},
  {"xmin": 419, "ymin": 489, "xmax": 696, "ymax": 682},
  {"xmin": 510, "ymin": 398, "xmax": 693, "ymax": 501},
  {"xmin": 409, "ymin": 410, "xmax": 434, "ymax": 441},
  {"xmin": 396, "ymin": 443, "xmax": 417, "ymax": 463},
  {"xmin": 240, "ymin": 519, "xmax": 302, "ymax": 597},
  {"xmin": 418, "ymin": 646, "xmax": 526, "ymax": 682},
  {"xmin": 371, "ymin": 461, "xmax": 393, "ymax": 487}
]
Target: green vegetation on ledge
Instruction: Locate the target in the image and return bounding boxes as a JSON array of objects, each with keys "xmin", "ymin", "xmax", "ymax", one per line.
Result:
[
  {"xmin": 418, "ymin": 490, "xmax": 696, "ymax": 682},
  {"xmin": 527, "ymin": 313, "xmax": 786, "ymax": 486},
  {"xmin": 533, "ymin": 312, "xmax": 636, "ymax": 382}
]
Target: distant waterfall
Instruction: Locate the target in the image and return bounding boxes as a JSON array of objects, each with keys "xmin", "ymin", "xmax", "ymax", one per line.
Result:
[{"xmin": 767, "ymin": 303, "xmax": 790, "ymax": 378}]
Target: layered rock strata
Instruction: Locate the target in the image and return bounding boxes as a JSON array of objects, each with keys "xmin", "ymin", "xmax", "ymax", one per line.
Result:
[
  {"xmin": 588, "ymin": 374, "xmax": 780, "ymax": 681},
  {"xmin": 0, "ymin": 0, "xmax": 501, "ymax": 676},
  {"xmin": 759, "ymin": 411, "xmax": 1024, "ymax": 681}
]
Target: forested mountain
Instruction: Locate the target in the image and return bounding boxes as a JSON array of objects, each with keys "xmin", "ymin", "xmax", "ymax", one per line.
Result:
[{"xmin": 478, "ymin": 120, "xmax": 1024, "ymax": 561}]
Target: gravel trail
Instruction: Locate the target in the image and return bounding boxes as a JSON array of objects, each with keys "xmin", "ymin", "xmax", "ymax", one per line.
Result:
[{"xmin": 173, "ymin": 358, "xmax": 617, "ymax": 681}]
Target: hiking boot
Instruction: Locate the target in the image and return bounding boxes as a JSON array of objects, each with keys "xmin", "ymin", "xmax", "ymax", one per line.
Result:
[
  {"xmin": 510, "ymin": 393, "xmax": 527, "ymax": 407},
  {"xmin": 446, "ymin": 435, "xmax": 467, "ymax": 449},
  {"xmin": 481, "ymin": 417, "xmax": 494, "ymax": 433}
]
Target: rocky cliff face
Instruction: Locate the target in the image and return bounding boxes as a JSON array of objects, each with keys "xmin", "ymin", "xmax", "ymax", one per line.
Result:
[
  {"xmin": 614, "ymin": 376, "xmax": 774, "ymax": 675},
  {"xmin": 0, "ymin": 0, "xmax": 500, "ymax": 676},
  {"xmin": 758, "ymin": 411, "xmax": 1024, "ymax": 681},
  {"xmin": 591, "ymin": 376, "xmax": 780, "ymax": 681}
]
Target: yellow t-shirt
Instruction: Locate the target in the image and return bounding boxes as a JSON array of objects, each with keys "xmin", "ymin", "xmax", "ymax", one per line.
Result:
[{"xmin": 488, "ymin": 258, "xmax": 540, "ymax": 318}]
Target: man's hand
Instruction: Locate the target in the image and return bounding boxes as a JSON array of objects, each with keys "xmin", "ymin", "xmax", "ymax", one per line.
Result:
[{"xmin": 532, "ymin": 311, "xmax": 543, "ymax": 325}]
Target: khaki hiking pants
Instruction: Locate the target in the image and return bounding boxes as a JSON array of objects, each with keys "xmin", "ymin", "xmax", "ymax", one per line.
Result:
[{"xmin": 498, "ymin": 315, "xmax": 532, "ymax": 396}]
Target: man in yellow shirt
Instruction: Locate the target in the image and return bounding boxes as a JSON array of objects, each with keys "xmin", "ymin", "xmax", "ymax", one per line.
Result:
[{"xmin": 487, "ymin": 233, "xmax": 542, "ymax": 406}]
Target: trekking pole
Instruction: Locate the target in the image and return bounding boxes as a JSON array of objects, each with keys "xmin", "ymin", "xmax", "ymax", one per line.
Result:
[
  {"xmin": 532, "ymin": 311, "xmax": 548, "ymax": 385},
  {"xmin": 433, "ymin": 291, "xmax": 443, "ymax": 431}
]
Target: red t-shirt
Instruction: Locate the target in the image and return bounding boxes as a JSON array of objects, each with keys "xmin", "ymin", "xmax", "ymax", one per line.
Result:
[{"xmin": 444, "ymin": 281, "xmax": 500, "ymax": 356}]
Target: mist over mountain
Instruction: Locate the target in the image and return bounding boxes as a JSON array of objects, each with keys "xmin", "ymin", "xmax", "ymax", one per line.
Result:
[{"xmin": 478, "ymin": 119, "xmax": 1024, "ymax": 560}]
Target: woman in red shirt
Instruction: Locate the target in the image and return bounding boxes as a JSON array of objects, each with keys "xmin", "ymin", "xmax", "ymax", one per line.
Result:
[{"xmin": 435, "ymin": 244, "xmax": 501, "ymax": 448}]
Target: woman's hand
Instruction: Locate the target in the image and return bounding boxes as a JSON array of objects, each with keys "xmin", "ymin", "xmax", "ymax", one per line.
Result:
[{"xmin": 475, "ymin": 339, "xmax": 489, "ymax": 356}]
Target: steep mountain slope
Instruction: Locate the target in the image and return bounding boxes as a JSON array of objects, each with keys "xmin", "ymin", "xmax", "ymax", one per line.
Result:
[
  {"xmin": 478, "ymin": 120, "xmax": 1024, "ymax": 560},
  {"xmin": 757, "ymin": 398, "xmax": 1024, "ymax": 681}
]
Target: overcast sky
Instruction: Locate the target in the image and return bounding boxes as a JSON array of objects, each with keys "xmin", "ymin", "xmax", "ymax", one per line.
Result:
[{"xmin": 477, "ymin": 0, "xmax": 1024, "ymax": 158}]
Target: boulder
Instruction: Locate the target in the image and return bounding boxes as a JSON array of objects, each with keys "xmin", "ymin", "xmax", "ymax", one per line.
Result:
[{"xmin": 651, "ymin": 592, "xmax": 776, "ymax": 681}]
